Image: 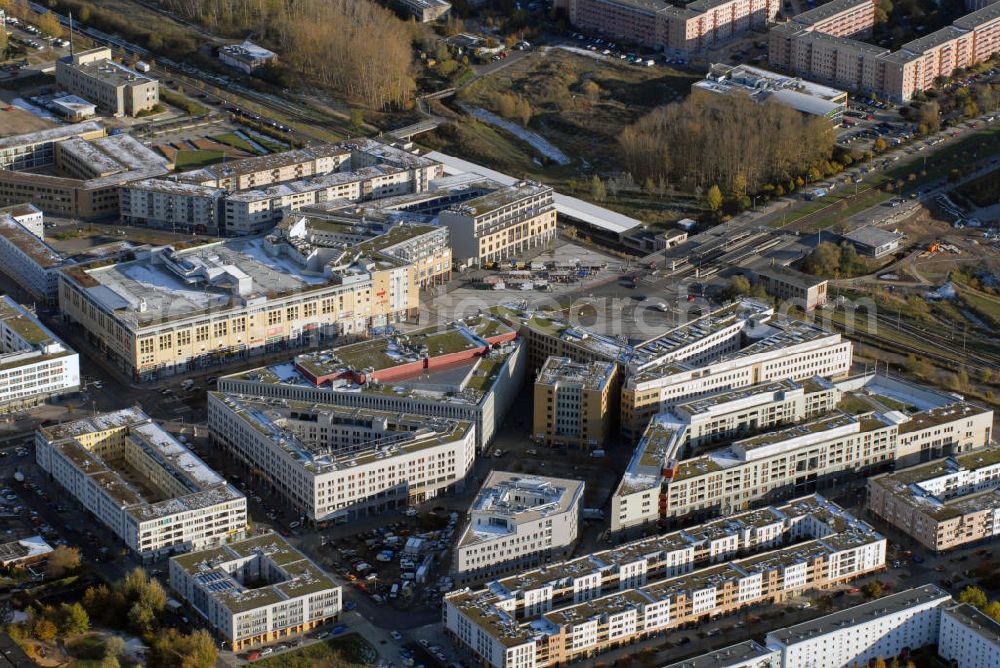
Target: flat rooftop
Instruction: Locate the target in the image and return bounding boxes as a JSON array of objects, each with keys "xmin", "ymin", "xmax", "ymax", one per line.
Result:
[
  {"xmin": 449, "ymin": 495, "xmax": 881, "ymax": 648},
  {"xmin": 128, "ymin": 178, "xmax": 224, "ymax": 198},
  {"xmin": 0, "ymin": 215, "xmax": 63, "ymax": 269},
  {"xmin": 40, "ymin": 407, "xmax": 242, "ymax": 522},
  {"xmin": 0, "ymin": 121, "xmax": 103, "ymax": 151},
  {"xmin": 213, "ymin": 393, "xmax": 473, "ymax": 474},
  {"xmin": 295, "ymin": 315, "xmax": 513, "ymax": 377},
  {"xmin": 182, "ymin": 144, "xmax": 349, "ymax": 182},
  {"xmin": 229, "ymin": 340, "xmax": 521, "ymax": 409},
  {"xmin": 766, "ymin": 585, "xmax": 950, "ymax": 646},
  {"xmin": 792, "ymin": 0, "xmax": 873, "ymax": 25},
  {"xmin": 341, "ymin": 137, "xmax": 441, "ymax": 170},
  {"xmin": 445, "ymin": 182, "xmax": 552, "ymax": 218},
  {"xmin": 460, "ymin": 472, "xmax": 584, "ymax": 547},
  {"xmin": 536, "ymin": 356, "xmax": 615, "ymax": 391},
  {"xmin": 676, "ymin": 378, "xmax": 823, "ymax": 416},
  {"xmin": 0, "ymin": 297, "xmax": 65, "ymax": 349},
  {"xmin": 897, "ymin": 403, "xmax": 991, "ymax": 434},
  {"xmin": 662, "ymin": 641, "xmax": 777, "ymax": 668},
  {"xmin": 172, "ymin": 532, "xmax": 338, "ymax": 614},
  {"xmin": 491, "ymin": 304, "xmax": 633, "ymax": 364},
  {"xmin": 60, "ymin": 52, "xmax": 155, "ymax": 87},
  {"xmin": 943, "ymin": 604, "xmax": 1000, "ymax": 647},
  {"xmin": 67, "ymin": 237, "xmax": 335, "ymax": 327}
]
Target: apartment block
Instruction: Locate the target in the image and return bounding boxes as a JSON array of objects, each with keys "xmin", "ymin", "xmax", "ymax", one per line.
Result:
[
  {"xmin": 221, "ymin": 165, "xmax": 419, "ymax": 236},
  {"xmin": 180, "ymin": 145, "xmax": 350, "ymax": 191},
  {"xmin": 771, "ymin": 3, "xmax": 1000, "ymax": 101},
  {"xmin": 35, "ymin": 408, "xmax": 246, "ymax": 559},
  {"xmin": 438, "ymin": 182, "xmax": 556, "ymax": 266},
  {"xmin": 764, "ymin": 585, "xmax": 951, "ymax": 668},
  {"xmin": 569, "ymin": 0, "xmax": 671, "ymax": 49},
  {"xmin": 662, "ymin": 641, "xmax": 780, "ymax": 668},
  {"xmin": 612, "ymin": 377, "xmax": 841, "ymax": 532},
  {"xmin": 55, "ymin": 48, "xmax": 159, "ymax": 116},
  {"xmin": 867, "ymin": 447, "xmax": 1000, "ymax": 551},
  {"xmin": 58, "ymin": 223, "xmax": 426, "ymax": 381},
  {"xmin": 444, "ymin": 495, "xmax": 885, "ymax": 668},
  {"xmin": 0, "ymin": 123, "xmax": 106, "ymax": 171},
  {"xmin": 455, "ymin": 472, "xmax": 584, "ymax": 582},
  {"xmin": 216, "ymin": 314, "xmax": 524, "ymax": 450},
  {"xmin": 169, "ymin": 532, "xmax": 340, "ymax": 650},
  {"xmin": 621, "ymin": 301, "xmax": 852, "ymax": 437},
  {"xmin": 135, "ymin": 139, "xmax": 443, "ymax": 236},
  {"xmin": 567, "ymin": 0, "xmax": 780, "ymax": 54},
  {"xmin": 120, "ymin": 179, "xmax": 226, "ymax": 235},
  {"xmin": 0, "ymin": 297, "xmax": 80, "ymax": 410},
  {"xmin": 207, "ymin": 393, "xmax": 477, "ymax": 523},
  {"xmin": 533, "ymin": 356, "xmax": 618, "ymax": 448},
  {"xmin": 662, "ymin": 400, "xmax": 992, "ymax": 521},
  {"xmin": 790, "ymin": 0, "xmax": 876, "ymax": 37},
  {"xmin": 938, "ymin": 603, "xmax": 1000, "ymax": 668}
]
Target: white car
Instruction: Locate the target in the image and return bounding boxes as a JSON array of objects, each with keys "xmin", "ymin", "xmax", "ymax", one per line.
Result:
[
  {"xmin": 390, "ymin": 631, "xmax": 403, "ymax": 642},
  {"xmin": 260, "ymin": 647, "xmax": 274, "ymax": 656}
]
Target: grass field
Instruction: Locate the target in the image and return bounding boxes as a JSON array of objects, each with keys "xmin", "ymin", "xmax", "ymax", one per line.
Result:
[
  {"xmin": 800, "ymin": 187, "xmax": 893, "ymax": 231},
  {"xmin": 212, "ymin": 132, "xmax": 265, "ymax": 154},
  {"xmin": 174, "ymin": 149, "xmax": 225, "ymax": 169},
  {"xmin": 253, "ymin": 634, "xmax": 375, "ymax": 668}
]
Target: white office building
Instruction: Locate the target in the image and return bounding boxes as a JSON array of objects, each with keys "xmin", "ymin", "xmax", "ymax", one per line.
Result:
[
  {"xmin": 455, "ymin": 472, "xmax": 584, "ymax": 582},
  {"xmin": 35, "ymin": 408, "xmax": 246, "ymax": 560},
  {"xmin": 764, "ymin": 585, "xmax": 951, "ymax": 668},
  {"xmin": 0, "ymin": 296, "xmax": 79, "ymax": 409},
  {"xmin": 208, "ymin": 393, "xmax": 477, "ymax": 523},
  {"xmin": 169, "ymin": 532, "xmax": 341, "ymax": 650}
]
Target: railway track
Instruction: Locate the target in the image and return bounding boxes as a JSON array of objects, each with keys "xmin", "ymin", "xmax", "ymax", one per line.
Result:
[{"xmin": 827, "ymin": 310, "xmax": 1000, "ymax": 375}]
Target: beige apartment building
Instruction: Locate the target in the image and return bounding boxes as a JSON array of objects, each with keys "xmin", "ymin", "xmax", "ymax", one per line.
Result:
[
  {"xmin": 58, "ymin": 233, "xmax": 419, "ymax": 381},
  {"xmin": 867, "ymin": 448, "xmax": 1000, "ymax": 551},
  {"xmin": 180, "ymin": 146, "xmax": 350, "ymax": 191},
  {"xmin": 771, "ymin": 3, "xmax": 1000, "ymax": 101},
  {"xmin": 567, "ymin": 0, "xmax": 780, "ymax": 54},
  {"xmin": 445, "ymin": 495, "xmax": 886, "ymax": 668},
  {"xmin": 533, "ymin": 356, "xmax": 618, "ymax": 449},
  {"xmin": 438, "ymin": 182, "xmax": 556, "ymax": 266},
  {"xmin": 662, "ymin": 402, "xmax": 993, "ymax": 521},
  {"xmin": 55, "ymin": 48, "xmax": 159, "ymax": 117}
]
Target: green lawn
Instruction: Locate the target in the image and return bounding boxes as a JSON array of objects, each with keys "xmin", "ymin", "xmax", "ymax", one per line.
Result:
[
  {"xmin": 212, "ymin": 132, "xmax": 264, "ymax": 154},
  {"xmin": 174, "ymin": 149, "xmax": 226, "ymax": 170},
  {"xmin": 253, "ymin": 634, "xmax": 375, "ymax": 668},
  {"xmin": 803, "ymin": 187, "xmax": 892, "ymax": 231}
]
